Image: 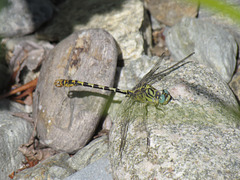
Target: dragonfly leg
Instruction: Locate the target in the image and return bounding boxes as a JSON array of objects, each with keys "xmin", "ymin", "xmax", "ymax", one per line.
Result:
[{"xmin": 155, "ymin": 104, "xmax": 165, "ymax": 115}]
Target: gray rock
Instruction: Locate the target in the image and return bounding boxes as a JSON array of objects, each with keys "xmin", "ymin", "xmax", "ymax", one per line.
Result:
[
  {"xmin": 165, "ymin": 17, "xmax": 237, "ymax": 83},
  {"xmin": 198, "ymin": 0, "xmax": 240, "ymax": 48},
  {"xmin": 37, "ymin": 0, "xmax": 151, "ymax": 60},
  {"xmin": 109, "ymin": 55, "xmax": 240, "ymax": 179},
  {"xmin": 14, "ymin": 135, "xmax": 110, "ymax": 179},
  {"xmin": 14, "ymin": 152, "xmax": 75, "ymax": 180},
  {"xmin": 0, "ymin": 100, "xmax": 32, "ymax": 180},
  {"xmin": 65, "ymin": 154, "xmax": 112, "ymax": 180},
  {"xmin": 67, "ymin": 136, "xmax": 109, "ymax": 170},
  {"xmin": 0, "ymin": 0, "xmax": 54, "ymax": 37},
  {"xmin": 33, "ymin": 29, "xmax": 118, "ymax": 153}
]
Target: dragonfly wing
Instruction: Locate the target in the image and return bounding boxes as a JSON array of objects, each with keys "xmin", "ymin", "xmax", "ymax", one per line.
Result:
[
  {"xmin": 150, "ymin": 52, "xmax": 195, "ymax": 85},
  {"xmin": 142, "ymin": 52, "xmax": 195, "ymax": 86},
  {"xmin": 133, "ymin": 53, "xmax": 166, "ymax": 90},
  {"xmin": 119, "ymin": 98, "xmax": 135, "ymax": 157},
  {"xmin": 118, "ymin": 97, "xmax": 149, "ymax": 158}
]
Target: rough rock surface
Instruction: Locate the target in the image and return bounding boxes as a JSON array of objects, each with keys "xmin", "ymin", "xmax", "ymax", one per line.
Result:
[
  {"xmin": 37, "ymin": 0, "xmax": 150, "ymax": 60},
  {"xmin": 109, "ymin": 56, "xmax": 240, "ymax": 179}
]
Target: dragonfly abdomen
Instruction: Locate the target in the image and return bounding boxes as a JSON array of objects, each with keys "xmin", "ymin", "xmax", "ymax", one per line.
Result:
[
  {"xmin": 54, "ymin": 79, "xmax": 130, "ymax": 95},
  {"xmin": 54, "ymin": 79, "xmax": 172, "ymax": 105}
]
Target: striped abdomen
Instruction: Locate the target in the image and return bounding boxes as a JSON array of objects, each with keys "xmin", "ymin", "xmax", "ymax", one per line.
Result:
[
  {"xmin": 54, "ymin": 79, "xmax": 130, "ymax": 95},
  {"xmin": 54, "ymin": 79, "xmax": 172, "ymax": 105}
]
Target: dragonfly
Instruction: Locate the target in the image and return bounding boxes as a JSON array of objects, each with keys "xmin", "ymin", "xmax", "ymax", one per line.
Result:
[
  {"xmin": 54, "ymin": 53, "xmax": 195, "ymax": 107},
  {"xmin": 54, "ymin": 52, "xmax": 194, "ymax": 157}
]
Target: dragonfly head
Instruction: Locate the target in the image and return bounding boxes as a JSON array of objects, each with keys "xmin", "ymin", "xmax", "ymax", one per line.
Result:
[{"xmin": 159, "ymin": 89, "xmax": 172, "ymax": 105}]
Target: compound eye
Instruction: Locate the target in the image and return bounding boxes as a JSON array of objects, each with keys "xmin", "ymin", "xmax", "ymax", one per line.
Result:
[
  {"xmin": 159, "ymin": 94, "xmax": 166, "ymax": 104},
  {"xmin": 159, "ymin": 90, "xmax": 172, "ymax": 105}
]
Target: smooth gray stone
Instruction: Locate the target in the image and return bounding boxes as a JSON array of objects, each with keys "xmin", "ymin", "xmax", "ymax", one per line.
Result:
[
  {"xmin": 165, "ymin": 17, "xmax": 237, "ymax": 83},
  {"xmin": 65, "ymin": 154, "xmax": 113, "ymax": 180}
]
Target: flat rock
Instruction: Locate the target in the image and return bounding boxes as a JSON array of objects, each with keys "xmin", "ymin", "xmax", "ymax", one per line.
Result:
[
  {"xmin": 109, "ymin": 55, "xmax": 240, "ymax": 179},
  {"xmin": 33, "ymin": 29, "xmax": 118, "ymax": 153}
]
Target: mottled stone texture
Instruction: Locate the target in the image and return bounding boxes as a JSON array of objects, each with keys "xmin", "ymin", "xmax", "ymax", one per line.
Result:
[
  {"xmin": 33, "ymin": 29, "xmax": 118, "ymax": 153},
  {"xmin": 109, "ymin": 57, "xmax": 240, "ymax": 179}
]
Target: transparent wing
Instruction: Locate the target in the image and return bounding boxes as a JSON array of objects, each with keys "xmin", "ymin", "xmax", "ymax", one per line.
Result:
[
  {"xmin": 133, "ymin": 53, "xmax": 166, "ymax": 89},
  {"xmin": 119, "ymin": 98, "xmax": 135, "ymax": 158},
  {"xmin": 149, "ymin": 52, "xmax": 195, "ymax": 85},
  {"xmin": 118, "ymin": 97, "xmax": 148, "ymax": 159},
  {"xmin": 133, "ymin": 52, "xmax": 195, "ymax": 88}
]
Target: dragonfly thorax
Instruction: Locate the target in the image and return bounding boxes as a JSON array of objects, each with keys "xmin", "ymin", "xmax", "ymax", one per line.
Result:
[{"xmin": 128, "ymin": 83, "xmax": 172, "ymax": 105}]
